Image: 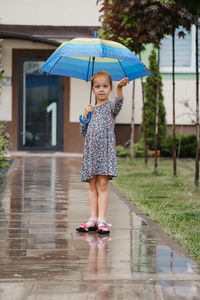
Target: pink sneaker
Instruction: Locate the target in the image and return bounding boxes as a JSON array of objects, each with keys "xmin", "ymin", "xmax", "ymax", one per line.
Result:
[
  {"xmin": 97, "ymin": 222, "xmax": 111, "ymax": 234},
  {"xmin": 76, "ymin": 219, "xmax": 97, "ymax": 232}
]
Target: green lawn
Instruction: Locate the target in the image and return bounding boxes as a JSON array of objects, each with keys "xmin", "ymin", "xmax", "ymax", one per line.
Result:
[{"xmin": 113, "ymin": 158, "xmax": 200, "ymax": 263}]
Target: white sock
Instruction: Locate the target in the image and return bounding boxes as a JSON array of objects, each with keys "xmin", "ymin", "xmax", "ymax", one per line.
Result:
[
  {"xmin": 89, "ymin": 216, "xmax": 97, "ymax": 224},
  {"xmin": 98, "ymin": 217, "xmax": 106, "ymax": 224}
]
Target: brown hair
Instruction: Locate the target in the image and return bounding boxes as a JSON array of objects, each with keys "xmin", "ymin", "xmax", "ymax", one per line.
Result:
[{"xmin": 91, "ymin": 71, "xmax": 112, "ymax": 89}]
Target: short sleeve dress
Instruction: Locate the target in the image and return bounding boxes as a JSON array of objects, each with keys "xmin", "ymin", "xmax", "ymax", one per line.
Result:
[{"xmin": 80, "ymin": 97, "xmax": 123, "ymax": 182}]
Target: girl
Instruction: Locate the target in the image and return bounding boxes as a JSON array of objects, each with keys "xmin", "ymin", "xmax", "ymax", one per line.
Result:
[{"xmin": 76, "ymin": 71, "xmax": 128, "ymax": 234}]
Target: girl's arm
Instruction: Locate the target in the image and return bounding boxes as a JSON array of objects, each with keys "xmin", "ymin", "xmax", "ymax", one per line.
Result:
[{"xmin": 111, "ymin": 78, "xmax": 128, "ymax": 118}]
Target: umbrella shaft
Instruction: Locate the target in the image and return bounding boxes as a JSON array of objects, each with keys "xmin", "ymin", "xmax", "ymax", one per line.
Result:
[
  {"xmin": 89, "ymin": 57, "xmax": 95, "ymax": 104},
  {"xmin": 89, "ymin": 82, "xmax": 92, "ymax": 104}
]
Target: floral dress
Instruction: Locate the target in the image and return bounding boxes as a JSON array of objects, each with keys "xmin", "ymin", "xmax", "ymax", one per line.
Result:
[{"xmin": 80, "ymin": 97, "xmax": 123, "ymax": 182}]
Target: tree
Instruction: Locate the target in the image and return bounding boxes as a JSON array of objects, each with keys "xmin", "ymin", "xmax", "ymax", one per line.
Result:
[
  {"xmin": 98, "ymin": 1, "xmax": 145, "ymax": 159},
  {"xmin": 160, "ymin": 2, "xmax": 194, "ymax": 177},
  {"xmin": 128, "ymin": 0, "xmax": 193, "ymax": 172},
  {"xmin": 144, "ymin": 47, "xmax": 166, "ymax": 151},
  {"xmin": 139, "ymin": 53, "xmax": 148, "ymax": 163},
  {"xmin": 175, "ymin": 0, "xmax": 200, "ymax": 188},
  {"xmin": 98, "ymin": 0, "xmax": 166, "ymax": 163},
  {"xmin": 98, "ymin": 0, "xmax": 193, "ymax": 171}
]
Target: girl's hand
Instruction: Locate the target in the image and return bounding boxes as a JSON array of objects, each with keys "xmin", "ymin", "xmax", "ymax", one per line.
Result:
[
  {"xmin": 117, "ymin": 77, "xmax": 129, "ymax": 89},
  {"xmin": 84, "ymin": 104, "xmax": 93, "ymax": 119},
  {"xmin": 116, "ymin": 77, "xmax": 128, "ymax": 98}
]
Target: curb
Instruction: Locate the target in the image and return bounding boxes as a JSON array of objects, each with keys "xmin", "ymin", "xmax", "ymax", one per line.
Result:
[{"xmin": 110, "ymin": 182, "xmax": 200, "ymax": 268}]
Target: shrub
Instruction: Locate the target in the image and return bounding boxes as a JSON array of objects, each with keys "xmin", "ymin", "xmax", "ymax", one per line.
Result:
[
  {"xmin": 117, "ymin": 134, "xmax": 196, "ymax": 159},
  {"xmin": 116, "ymin": 144, "xmax": 130, "ymax": 157},
  {"xmin": 0, "ymin": 40, "xmax": 10, "ymax": 169},
  {"xmin": 0, "ymin": 124, "xmax": 10, "ymax": 168},
  {"xmin": 161, "ymin": 134, "xmax": 196, "ymax": 158},
  {"xmin": 134, "ymin": 138, "xmax": 150, "ymax": 157},
  {"xmin": 116, "ymin": 139, "xmax": 150, "ymax": 158}
]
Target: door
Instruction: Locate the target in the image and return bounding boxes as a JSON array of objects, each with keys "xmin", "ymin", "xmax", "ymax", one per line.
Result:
[{"xmin": 18, "ymin": 55, "xmax": 64, "ymax": 151}]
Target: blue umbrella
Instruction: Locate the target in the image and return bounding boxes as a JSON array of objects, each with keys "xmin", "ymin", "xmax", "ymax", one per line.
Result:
[{"xmin": 41, "ymin": 35, "xmax": 151, "ymax": 123}]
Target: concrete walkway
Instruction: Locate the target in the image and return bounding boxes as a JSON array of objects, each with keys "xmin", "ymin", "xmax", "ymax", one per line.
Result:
[{"xmin": 0, "ymin": 154, "xmax": 200, "ymax": 299}]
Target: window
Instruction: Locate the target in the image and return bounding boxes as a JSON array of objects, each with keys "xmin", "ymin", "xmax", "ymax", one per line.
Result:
[{"xmin": 160, "ymin": 25, "xmax": 199, "ymax": 73}]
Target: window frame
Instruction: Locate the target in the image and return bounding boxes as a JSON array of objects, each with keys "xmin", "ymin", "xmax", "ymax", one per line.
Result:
[{"xmin": 160, "ymin": 24, "xmax": 197, "ymax": 73}]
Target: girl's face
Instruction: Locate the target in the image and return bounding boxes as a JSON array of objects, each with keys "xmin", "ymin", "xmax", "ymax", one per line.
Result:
[{"xmin": 92, "ymin": 76, "xmax": 112, "ymax": 103}]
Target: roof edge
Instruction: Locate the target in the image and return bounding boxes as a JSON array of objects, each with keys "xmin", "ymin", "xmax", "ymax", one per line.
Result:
[{"xmin": 0, "ymin": 31, "xmax": 61, "ymax": 46}]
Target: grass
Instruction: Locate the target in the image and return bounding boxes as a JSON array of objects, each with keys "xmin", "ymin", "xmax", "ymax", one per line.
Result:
[{"xmin": 113, "ymin": 158, "xmax": 200, "ymax": 263}]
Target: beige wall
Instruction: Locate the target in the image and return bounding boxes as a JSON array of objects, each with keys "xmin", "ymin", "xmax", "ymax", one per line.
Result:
[
  {"xmin": 0, "ymin": 38, "xmax": 196, "ymax": 125},
  {"xmin": 163, "ymin": 79, "xmax": 196, "ymax": 125},
  {"xmin": 70, "ymin": 79, "xmax": 143, "ymax": 124},
  {"xmin": 70, "ymin": 77, "xmax": 196, "ymax": 125},
  {"xmin": 0, "ymin": 39, "xmax": 55, "ymax": 121},
  {"xmin": 0, "ymin": 0, "xmax": 101, "ymax": 26}
]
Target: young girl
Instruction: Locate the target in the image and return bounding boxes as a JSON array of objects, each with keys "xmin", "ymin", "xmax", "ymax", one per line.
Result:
[{"xmin": 76, "ymin": 71, "xmax": 128, "ymax": 234}]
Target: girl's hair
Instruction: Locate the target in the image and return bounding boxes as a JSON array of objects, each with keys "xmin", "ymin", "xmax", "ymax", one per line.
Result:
[{"xmin": 91, "ymin": 71, "xmax": 112, "ymax": 89}]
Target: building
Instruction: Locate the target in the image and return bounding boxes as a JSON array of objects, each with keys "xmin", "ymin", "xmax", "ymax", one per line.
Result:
[{"xmin": 0, "ymin": 0, "xmax": 197, "ymax": 153}]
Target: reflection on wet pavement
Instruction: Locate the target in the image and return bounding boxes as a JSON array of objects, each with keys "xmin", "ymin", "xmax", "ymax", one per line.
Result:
[{"xmin": 0, "ymin": 155, "xmax": 200, "ymax": 299}]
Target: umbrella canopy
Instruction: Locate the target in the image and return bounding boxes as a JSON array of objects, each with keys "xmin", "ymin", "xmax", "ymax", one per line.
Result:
[{"xmin": 40, "ymin": 37, "xmax": 151, "ymax": 82}]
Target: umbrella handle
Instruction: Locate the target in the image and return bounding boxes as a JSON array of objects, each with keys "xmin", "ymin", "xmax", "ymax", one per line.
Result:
[{"xmin": 79, "ymin": 112, "xmax": 91, "ymax": 124}]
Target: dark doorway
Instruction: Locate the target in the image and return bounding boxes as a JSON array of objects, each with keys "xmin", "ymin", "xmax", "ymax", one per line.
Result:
[{"xmin": 18, "ymin": 55, "xmax": 64, "ymax": 151}]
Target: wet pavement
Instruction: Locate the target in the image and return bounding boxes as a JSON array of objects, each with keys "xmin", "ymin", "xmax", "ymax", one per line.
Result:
[{"xmin": 0, "ymin": 154, "xmax": 200, "ymax": 300}]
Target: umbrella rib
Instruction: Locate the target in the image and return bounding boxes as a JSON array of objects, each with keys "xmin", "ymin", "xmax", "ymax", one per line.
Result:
[
  {"xmin": 118, "ymin": 59, "xmax": 128, "ymax": 78},
  {"xmin": 48, "ymin": 56, "xmax": 62, "ymax": 74}
]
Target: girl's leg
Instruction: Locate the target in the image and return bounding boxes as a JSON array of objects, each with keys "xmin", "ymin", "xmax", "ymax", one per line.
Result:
[
  {"xmin": 88, "ymin": 176, "xmax": 98, "ymax": 217},
  {"xmin": 76, "ymin": 176, "xmax": 98, "ymax": 232},
  {"xmin": 96, "ymin": 175, "xmax": 109, "ymax": 218}
]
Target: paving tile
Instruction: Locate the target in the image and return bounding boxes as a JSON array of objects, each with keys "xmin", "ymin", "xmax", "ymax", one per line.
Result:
[
  {"xmin": 0, "ymin": 282, "xmax": 35, "ymax": 300},
  {"xmin": 0, "ymin": 155, "xmax": 200, "ymax": 299}
]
